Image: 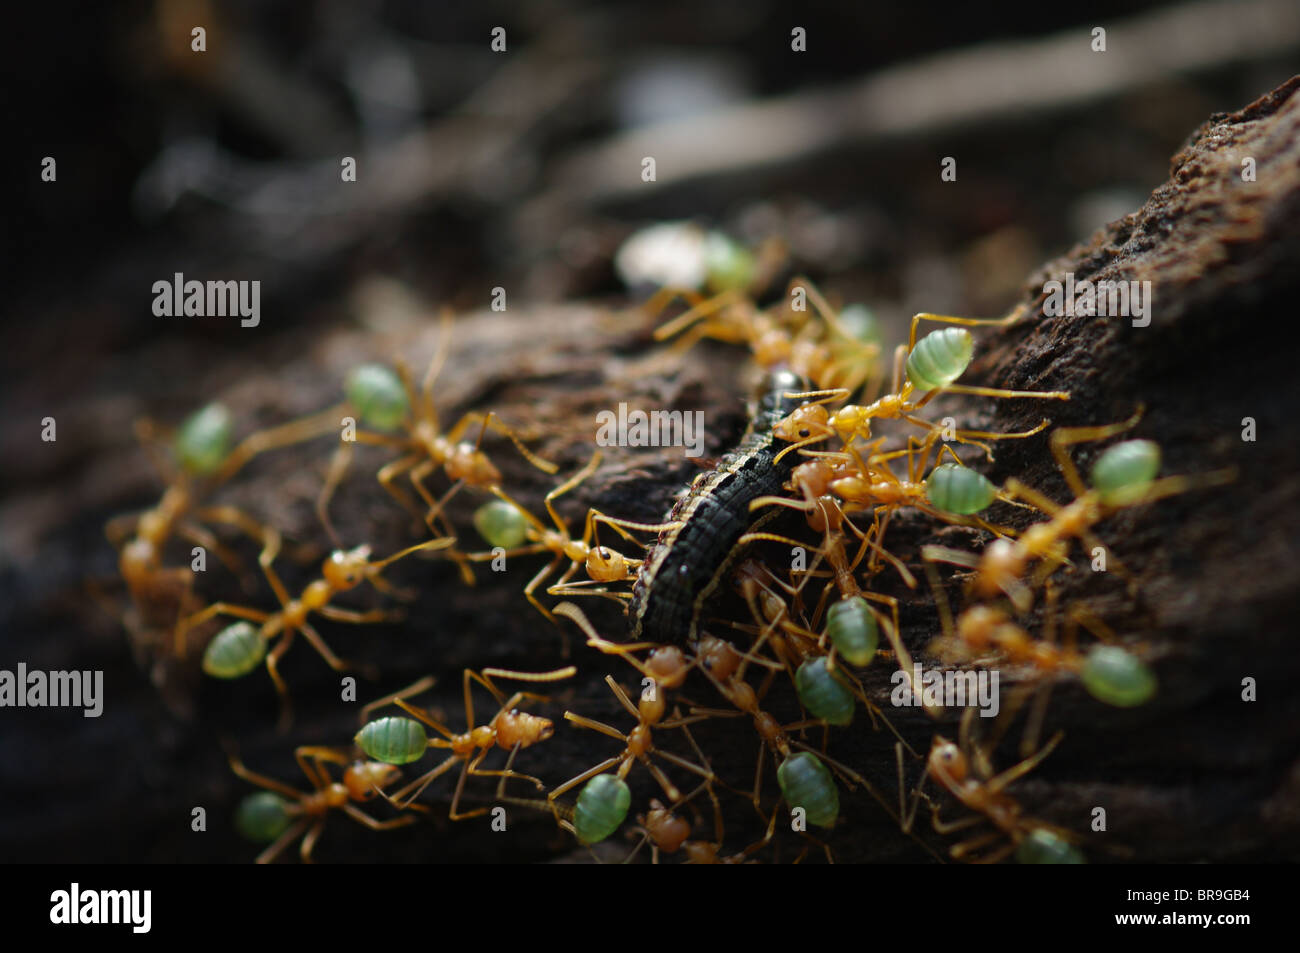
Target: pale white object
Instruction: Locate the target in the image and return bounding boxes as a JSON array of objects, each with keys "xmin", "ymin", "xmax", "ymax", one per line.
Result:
[{"xmin": 614, "ymin": 221, "xmax": 709, "ymax": 291}]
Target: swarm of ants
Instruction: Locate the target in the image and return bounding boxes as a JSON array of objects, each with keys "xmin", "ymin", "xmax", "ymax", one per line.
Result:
[{"xmin": 102, "ymin": 227, "xmax": 1233, "ymax": 864}]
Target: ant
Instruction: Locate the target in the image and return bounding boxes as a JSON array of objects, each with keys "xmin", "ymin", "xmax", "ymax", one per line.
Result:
[
  {"xmin": 465, "ymin": 452, "xmax": 661, "ymax": 651},
  {"xmin": 106, "ymin": 401, "xmax": 342, "ymax": 639},
  {"xmin": 651, "ymin": 272, "xmax": 882, "ymax": 394},
  {"xmin": 739, "ymin": 490, "xmax": 929, "ymax": 712},
  {"xmin": 923, "ymin": 563, "xmax": 1157, "ymax": 755},
  {"xmin": 545, "ymin": 608, "xmax": 714, "ymax": 806},
  {"xmin": 629, "ymin": 777, "xmax": 778, "ymax": 864},
  {"xmin": 924, "ymin": 407, "xmax": 1236, "ymax": 610},
  {"xmin": 228, "ymin": 744, "xmax": 415, "ymax": 864},
  {"xmin": 175, "ymin": 528, "xmax": 456, "ymax": 723},
  {"xmin": 900, "ymin": 707, "xmax": 1082, "ymax": 864},
  {"xmin": 354, "ymin": 666, "xmax": 575, "ymax": 819},
  {"xmin": 316, "ymin": 311, "xmax": 558, "ymax": 574},
  {"xmin": 768, "ymin": 307, "xmax": 1069, "ymax": 463}
]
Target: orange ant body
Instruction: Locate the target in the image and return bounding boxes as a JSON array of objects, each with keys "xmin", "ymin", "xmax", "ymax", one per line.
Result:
[
  {"xmin": 550, "ymin": 603, "xmax": 713, "ymax": 806},
  {"xmin": 317, "ymin": 312, "xmax": 558, "ymax": 574},
  {"xmin": 175, "ymin": 530, "xmax": 455, "ymax": 717},
  {"xmin": 107, "ymin": 405, "xmax": 342, "ymax": 634},
  {"xmin": 651, "ymin": 276, "xmax": 882, "ymax": 393},
  {"xmin": 356, "ymin": 668, "xmax": 574, "ymax": 819},
  {"xmin": 467, "ymin": 453, "xmax": 651, "ymax": 623},
  {"xmin": 902, "ymin": 712, "xmax": 1081, "ymax": 864},
  {"xmin": 768, "ymin": 307, "xmax": 1068, "ymax": 464},
  {"xmin": 229, "ymin": 745, "xmax": 415, "ymax": 864},
  {"xmin": 925, "ymin": 409, "xmax": 1235, "ymax": 609}
]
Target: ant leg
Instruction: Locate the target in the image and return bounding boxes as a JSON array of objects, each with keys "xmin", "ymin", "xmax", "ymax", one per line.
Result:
[
  {"xmin": 407, "ymin": 459, "xmax": 457, "ymax": 539},
  {"xmin": 448, "ymin": 410, "xmax": 558, "ymax": 474},
  {"xmin": 389, "ymin": 696, "xmax": 457, "ymax": 740},
  {"xmin": 175, "ymin": 602, "xmax": 270, "ymax": 656},
  {"xmin": 896, "ymin": 742, "xmax": 930, "ymax": 835},
  {"xmin": 227, "ymin": 754, "xmax": 307, "ymax": 800},
  {"xmin": 650, "ymin": 288, "xmax": 738, "ymax": 341},
  {"xmin": 388, "ymin": 755, "xmax": 461, "ymax": 808},
  {"xmin": 564, "ymin": 711, "xmax": 628, "ymax": 744},
  {"xmin": 1001, "ymin": 478, "xmax": 1065, "ymax": 517},
  {"xmin": 941, "ymin": 383, "xmax": 1070, "ymax": 402},
  {"xmin": 552, "ymin": 603, "xmax": 674, "ymax": 675},
  {"xmin": 192, "ymin": 503, "xmax": 274, "ymax": 543},
  {"xmin": 949, "ymin": 829, "xmax": 1006, "ymax": 862},
  {"xmin": 548, "ymin": 756, "xmax": 625, "ymax": 802},
  {"xmin": 295, "ymin": 746, "xmax": 348, "ymax": 783},
  {"xmin": 420, "ymin": 309, "xmax": 454, "ymax": 427},
  {"xmin": 524, "ymin": 559, "xmax": 567, "ymax": 652},
  {"xmin": 1080, "ymin": 528, "xmax": 1134, "ymax": 587},
  {"xmin": 254, "ymin": 528, "xmax": 291, "ymax": 607},
  {"xmin": 931, "ymin": 810, "xmax": 986, "ymax": 836},
  {"xmin": 986, "ymin": 732, "xmax": 1064, "ymax": 794},
  {"xmin": 316, "ymin": 442, "xmax": 355, "ymax": 548},
  {"xmin": 1048, "ymin": 407, "xmax": 1146, "ymax": 498},
  {"xmin": 1066, "ymin": 602, "xmax": 1116, "ymax": 645},
  {"xmin": 907, "ymin": 308, "xmax": 1027, "ymax": 352},
  {"xmin": 545, "ymin": 579, "xmax": 634, "ymax": 607},
  {"xmin": 298, "ymin": 622, "xmax": 350, "ymax": 673},
  {"xmin": 542, "ymin": 452, "xmax": 603, "ymax": 535},
  {"xmin": 477, "ymin": 666, "xmax": 574, "ymax": 694},
  {"xmin": 446, "ymin": 763, "xmax": 489, "ymax": 822},
  {"xmin": 209, "ymin": 404, "xmax": 348, "ymax": 487},
  {"xmin": 316, "ymin": 606, "xmax": 403, "ymax": 625},
  {"xmin": 255, "ymin": 819, "xmax": 309, "ymax": 865},
  {"xmin": 587, "ymin": 508, "xmax": 669, "ymax": 548},
  {"xmin": 375, "ymin": 454, "xmax": 425, "ymax": 524},
  {"xmin": 360, "ymin": 675, "xmax": 436, "ymax": 721},
  {"xmin": 298, "ymin": 821, "xmax": 327, "ymax": 864},
  {"xmin": 342, "ymin": 804, "xmax": 419, "ymax": 831},
  {"xmin": 463, "ymin": 753, "xmax": 547, "ymax": 802},
  {"xmin": 366, "ymin": 535, "xmax": 458, "ymax": 571},
  {"xmin": 266, "ymin": 631, "xmax": 297, "ymax": 730}
]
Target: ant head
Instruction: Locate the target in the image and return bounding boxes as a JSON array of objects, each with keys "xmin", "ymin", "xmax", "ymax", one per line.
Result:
[
  {"xmin": 447, "ymin": 443, "xmax": 501, "ymax": 486},
  {"xmin": 809, "ymin": 494, "xmax": 843, "ymax": 534},
  {"xmin": 792, "ymin": 459, "xmax": 835, "ymax": 497},
  {"xmin": 928, "ymin": 737, "xmax": 969, "ymax": 785},
  {"xmin": 790, "ymin": 339, "xmax": 831, "ymax": 380},
  {"xmin": 136, "ymin": 510, "xmax": 169, "ymax": 543},
  {"xmin": 645, "ymin": 646, "xmax": 689, "ymax": 689},
  {"xmin": 644, "ymin": 801, "xmax": 692, "ymax": 852},
  {"xmin": 754, "ymin": 329, "xmax": 793, "ymax": 368},
  {"xmin": 695, "ymin": 634, "xmax": 741, "ymax": 682},
  {"xmin": 532, "ymin": 715, "xmax": 556, "ymax": 744},
  {"xmin": 732, "ymin": 559, "xmax": 766, "ymax": 592},
  {"xmin": 324, "ymin": 546, "xmax": 372, "ymax": 589},
  {"xmin": 120, "ymin": 537, "xmax": 157, "ymax": 575},
  {"xmin": 977, "ymin": 539, "xmax": 1022, "ymax": 597},
  {"xmin": 344, "ymin": 761, "xmax": 402, "ymax": 800},
  {"xmin": 957, "ymin": 606, "xmax": 1003, "ymax": 647},
  {"xmin": 586, "ymin": 545, "xmax": 628, "ymax": 582},
  {"xmin": 773, "ymin": 403, "xmax": 829, "ymax": 442}
]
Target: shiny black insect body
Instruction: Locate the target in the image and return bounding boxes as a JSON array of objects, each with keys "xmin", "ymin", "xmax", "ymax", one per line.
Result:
[{"xmin": 629, "ymin": 368, "xmax": 807, "ymax": 645}]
